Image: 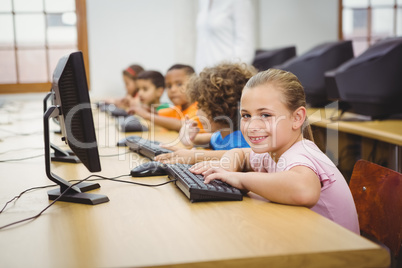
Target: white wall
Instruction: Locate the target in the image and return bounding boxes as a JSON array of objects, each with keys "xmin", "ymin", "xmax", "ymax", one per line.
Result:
[
  {"xmin": 86, "ymin": 0, "xmax": 196, "ymax": 99},
  {"xmin": 87, "ymin": 0, "xmax": 338, "ymax": 98},
  {"xmin": 258, "ymin": 0, "xmax": 338, "ymax": 54}
]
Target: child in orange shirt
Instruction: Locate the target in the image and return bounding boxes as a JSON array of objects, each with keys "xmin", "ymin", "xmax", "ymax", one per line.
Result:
[{"xmin": 129, "ymin": 64, "xmax": 203, "ymax": 132}]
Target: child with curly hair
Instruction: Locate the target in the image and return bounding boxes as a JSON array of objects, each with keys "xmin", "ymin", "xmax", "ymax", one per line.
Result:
[{"xmin": 155, "ymin": 62, "xmax": 257, "ymax": 164}]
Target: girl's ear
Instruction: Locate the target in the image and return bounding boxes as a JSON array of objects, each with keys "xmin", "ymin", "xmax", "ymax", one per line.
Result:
[{"xmin": 292, "ymin": 107, "xmax": 307, "ymax": 130}]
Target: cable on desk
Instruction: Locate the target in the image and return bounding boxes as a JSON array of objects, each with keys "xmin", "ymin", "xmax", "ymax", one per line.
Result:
[
  {"xmin": 0, "ymin": 150, "xmax": 130, "ymax": 161},
  {"xmin": 0, "ymin": 128, "xmax": 42, "ymax": 137},
  {"xmin": 0, "ymin": 174, "xmax": 177, "ymax": 230},
  {"xmin": 0, "ymin": 147, "xmax": 43, "ymax": 155},
  {"xmin": 70, "ymin": 175, "xmax": 177, "ymax": 187},
  {"xmin": 0, "ymin": 174, "xmax": 98, "ymax": 230},
  {"xmin": 0, "ymin": 184, "xmax": 56, "ymax": 214},
  {"xmin": 0, "ymin": 154, "xmax": 44, "ymax": 162},
  {"xmin": 0, "ymin": 174, "xmax": 132, "ymax": 215}
]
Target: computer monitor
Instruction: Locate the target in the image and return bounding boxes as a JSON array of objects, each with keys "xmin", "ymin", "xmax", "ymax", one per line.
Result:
[
  {"xmin": 43, "ymin": 51, "xmax": 109, "ymax": 205},
  {"xmin": 43, "ymin": 93, "xmax": 80, "ymax": 163},
  {"xmin": 252, "ymin": 46, "xmax": 296, "ymax": 71},
  {"xmin": 334, "ymin": 37, "xmax": 402, "ymax": 119},
  {"xmin": 275, "ymin": 40, "xmax": 354, "ymax": 107}
]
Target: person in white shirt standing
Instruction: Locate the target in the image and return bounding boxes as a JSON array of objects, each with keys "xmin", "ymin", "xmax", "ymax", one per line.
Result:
[{"xmin": 195, "ymin": 0, "xmax": 256, "ymax": 73}]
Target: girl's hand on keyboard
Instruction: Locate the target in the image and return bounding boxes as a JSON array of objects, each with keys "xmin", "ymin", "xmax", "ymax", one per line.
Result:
[
  {"xmin": 190, "ymin": 160, "xmax": 225, "ymax": 174},
  {"xmin": 202, "ymin": 167, "xmax": 244, "ymax": 190}
]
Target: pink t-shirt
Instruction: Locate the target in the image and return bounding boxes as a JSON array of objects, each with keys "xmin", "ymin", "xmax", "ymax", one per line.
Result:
[{"xmin": 249, "ymin": 139, "xmax": 360, "ymax": 234}]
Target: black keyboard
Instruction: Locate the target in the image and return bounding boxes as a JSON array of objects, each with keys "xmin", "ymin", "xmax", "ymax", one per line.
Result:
[
  {"xmin": 126, "ymin": 135, "xmax": 172, "ymax": 159},
  {"xmin": 165, "ymin": 163, "xmax": 243, "ymax": 202}
]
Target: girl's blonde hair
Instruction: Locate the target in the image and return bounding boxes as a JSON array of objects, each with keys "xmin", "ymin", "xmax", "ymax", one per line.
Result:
[{"xmin": 244, "ymin": 68, "xmax": 314, "ymax": 141}]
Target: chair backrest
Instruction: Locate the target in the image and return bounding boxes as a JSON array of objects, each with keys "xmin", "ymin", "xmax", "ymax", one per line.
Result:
[{"xmin": 349, "ymin": 159, "xmax": 402, "ymax": 258}]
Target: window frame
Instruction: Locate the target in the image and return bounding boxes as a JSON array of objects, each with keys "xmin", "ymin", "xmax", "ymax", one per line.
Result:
[
  {"xmin": 339, "ymin": 0, "xmax": 401, "ymax": 54},
  {"xmin": 0, "ymin": 0, "xmax": 89, "ymax": 94}
]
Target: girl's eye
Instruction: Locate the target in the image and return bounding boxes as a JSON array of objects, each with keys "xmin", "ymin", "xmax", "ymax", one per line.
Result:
[
  {"xmin": 261, "ymin": 114, "xmax": 272, "ymax": 119},
  {"xmin": 241, "ymin": 114, "xmax": 251, "ymax": 119}
]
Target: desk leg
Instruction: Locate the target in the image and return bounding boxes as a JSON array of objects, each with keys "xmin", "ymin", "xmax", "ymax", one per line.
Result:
[{"xmin": 389, "ymin": 145, "xmax": 402, "ymax": 173}]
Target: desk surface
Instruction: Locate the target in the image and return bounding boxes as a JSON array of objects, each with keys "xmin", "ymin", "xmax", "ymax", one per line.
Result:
[
  {"xmin": 0, "ymin": 100, "xmax": 390, "ymax": 268},
  {"xmin": 307, "ymin": 108, "xmax": 402, "ymax": 146}
]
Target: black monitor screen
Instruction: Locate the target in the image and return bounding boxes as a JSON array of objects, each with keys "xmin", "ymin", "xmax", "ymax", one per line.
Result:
[
  {"xmin": 334, "ymin": 37, "xmax": 402, "ymax": 118},
  {"xmin": 43, "ymin": 51, "xmax": 108, "ymax": 205},
  {"xmin": 252, "ymin": 46, "xmax": 296, "ymax": 71},
  {"xmin": 276, "ymin": 40, "xmax": 354, "ymax": 107},
  {"xmin": 52, "ymin": 51, "xmax": 101, "ymax": 172}
]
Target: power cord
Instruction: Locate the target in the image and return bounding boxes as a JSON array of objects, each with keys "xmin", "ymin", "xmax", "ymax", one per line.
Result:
[
  {"xmin": 0, "ymin": 150, "xmax": 130, "ymax": 161},
  {"xmin": 0, "ymin": 128, "xmax": 42, "ymax": 137},
  {"xmin": 0, "ymin": 184, "xmax": 56, "ymax": 214},
  {"xmin": 69, "ymin": 174, "xmax": 176, "ymax": 188},
  {"xmin": 0, "ymin": 154, "xmax": 44, "ymax": 162},
  {"xmin": 0, "ymin": 147, "xmax": 43, "ymax": 155},
  {"xmin": 0, "ymin": 174, "xmax": 176, "ymax": 230}
]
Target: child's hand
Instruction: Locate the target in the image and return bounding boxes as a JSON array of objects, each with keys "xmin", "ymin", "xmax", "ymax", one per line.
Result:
[
  {"xmin": 179, "ymin": 115, "xmax": 200, "ymax": 147},
  {"xmin": 128, "ymin": 105, "xmax": 151, "ymax": 119},
  {"xmin": 189, "ymin": 160, "xmax": 223, "ymax": 174},
  {"xmin": 113, "ymin": 98, "xmax": 125, "ymax": 108},
  {"xmin": 159, "ymin": 143, "xmax": 181, "ymax": 152},
  {"xmin": 127, "ymin": 95, "xmax": 140, "ymax": 107},
  {"xmin": 120, "ymin": 97, "xmax": 131, "ymax": 108},
  {"xmin": 201, "ymin": 167, "xmax": 245, "ymax": 190}
]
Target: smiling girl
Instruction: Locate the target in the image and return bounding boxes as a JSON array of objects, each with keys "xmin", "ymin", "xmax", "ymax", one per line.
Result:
[{"xmin": 190, "ymin": 68, "xmax": 359, "ymax": 234}]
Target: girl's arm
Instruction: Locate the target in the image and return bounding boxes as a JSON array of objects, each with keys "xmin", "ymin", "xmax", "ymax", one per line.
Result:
[
  {"xmin": 154, "ymin": 149, "xmax": 228, "ymax": 165},
  {"xmin": 129, "ymin": 106, "xmax": 183, "ymax": 131},
  {"xmin": 202, "ymin": 165, "xmax": 321, "ymax": 208},
  {"xmin": 190, "ymin": 148, "xmax": 253, "ymax": 173}
]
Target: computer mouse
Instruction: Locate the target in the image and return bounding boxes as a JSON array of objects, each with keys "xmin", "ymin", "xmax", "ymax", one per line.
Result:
[
  {"xmin": 95, "ymin": 102, "xmax": 109, "ymax": 112},
  {"xmin": 118, "ymin": 116, "xmax": 148, "ymax": 132},
  {"xmin": 116, "ymin": 137, "xmax": 128, "ymax": 147},
  {"xmin": 106, "ymin": 105, "xmax": 129, "ymax": 117},
  {"xmin": 116, "ymin": 135, "xmax": 142, "ymax": 147},
  {"xmin": 131, "ymin": 161, "xmax": 167, "ymax": 177}
]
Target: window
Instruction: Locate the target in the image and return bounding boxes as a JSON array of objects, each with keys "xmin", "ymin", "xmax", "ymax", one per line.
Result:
[
  {"xmin": 0, "ymin": 0, "xmax": 89, "ymax": 94},
  {"xmin": 340, "ymin": 0, "xmax": 402, "ymax": 55}
]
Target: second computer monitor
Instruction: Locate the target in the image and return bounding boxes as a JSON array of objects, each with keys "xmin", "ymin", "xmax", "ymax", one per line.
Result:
[
  {"xmin": 252, "ymin": 46, "xmax": 296, "ymax": 71},
  {"xmin": 276, "ymin": 40, "xmax": 354, "ymax": 107},
  {"xmin": 334, "ymin": 37, "xmax": 402, "ymax": 119}
]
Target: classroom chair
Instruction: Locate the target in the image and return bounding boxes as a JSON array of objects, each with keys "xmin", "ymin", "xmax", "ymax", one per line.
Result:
[{"xmin": 349, "ymin": 159, "xmax": 402, "ymax": 268}]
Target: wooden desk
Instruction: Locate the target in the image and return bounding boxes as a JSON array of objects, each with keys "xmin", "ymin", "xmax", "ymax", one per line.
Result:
[
  {"xmin": 0, "ymin": 100, "xmax": 390, "ymax": 267},
  {"xmin": 307, "ymin": 108, "xmax": 402, "ymax": 146},
  {"xmin": 307, "ymin": 108, "xmax": 402, "ymax": 174}
]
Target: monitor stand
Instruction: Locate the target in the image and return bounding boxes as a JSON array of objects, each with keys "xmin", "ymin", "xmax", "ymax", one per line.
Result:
[
  {"xmin": 50, "ymin": 143, "xmax": 81, "ymax": 163},
  {"xmin": 43, "ymin": 103, "xmax": 109, "ymax": 205},
  {"xmin": 44, "ymin": 91, "xmax": 81, "ymax": 164}
]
